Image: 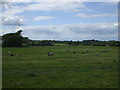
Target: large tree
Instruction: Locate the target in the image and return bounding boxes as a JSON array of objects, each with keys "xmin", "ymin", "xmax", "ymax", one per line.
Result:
[{"xmin": 2, "ymin": 30, "xmax": 24, "ymax": 47}]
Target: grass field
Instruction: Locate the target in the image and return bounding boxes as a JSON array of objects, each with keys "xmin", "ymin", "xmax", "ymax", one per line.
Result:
[{"xmin": 2, "ymin": 46, "xmax": 118, "ymax": 88}]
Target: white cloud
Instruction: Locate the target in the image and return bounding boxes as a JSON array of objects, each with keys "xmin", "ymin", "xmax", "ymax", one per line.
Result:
[
  {"xmin": 1, "ymin": 2, "xmax": 92, "ymax": 16},
  {"xmin": 33, "ymin": 16, "xmax": 54, "ymax": 21},
  {"xmin": 1, "ymin": 1, "xmax": 25, "ymax": 17},
  {"xmin": 1, "ymin": 22, "xmax": 118, "ymax": 41},
  {"xmin": 1, "ymin": 1, "xmax": 25, "ymax": 26},
  {"xmin": 1, "ymin": 0, "xmax": 119, "ymax": 2},
  {"xmin": 1, "ymin": 1, "xmax": 92, "ymax": 14},
  {"xmin": 114, "ymin": 23, "xmax": 118, "ymax": 26},
  {"xmin": 0, "ymin": 1, "xmax": 92, "ymax": 27},
  {"xmin": 21, "ymin": 22, "xmax": 118, "ymax": 41},
  {"xmin": 75, "ymin": 13, "xmax": 117, "ymax": 18},
  {"xmin": 1, "ymin": 25, "xmax": 24, "ymax": 36},
  {"xmin": 2, "ymin": 16, "xmax": 25, "ymax": 26},
  {"xmin": 0, "ymin": 1, "xmax": 11, "ymax": 8},
  {"xmin": 25, "ymin": 2, "xmax": 92, "ymax": 12},
  {"xmin": 3, "ymin": 6, "xmax": 25, "ymax": 16}
]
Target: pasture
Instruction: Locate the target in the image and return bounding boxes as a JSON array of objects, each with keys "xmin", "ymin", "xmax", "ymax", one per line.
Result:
[{"xmin": 2, "ymin": 46, "xmax": 118, "ymax": 88}]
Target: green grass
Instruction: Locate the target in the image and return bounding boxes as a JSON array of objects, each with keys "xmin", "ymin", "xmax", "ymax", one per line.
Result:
[
  {"xmin": 2, "ymin": 46, "xmax": 118, "ymax": 88},
  {"xmin": 53, "ymin": 43, "xmax": 67, "ymax": 46}
]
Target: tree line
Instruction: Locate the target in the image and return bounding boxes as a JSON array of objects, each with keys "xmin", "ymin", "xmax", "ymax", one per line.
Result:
[{"xmin": 1, "ymin": 30, "xmax": 120, "ymax": 47}]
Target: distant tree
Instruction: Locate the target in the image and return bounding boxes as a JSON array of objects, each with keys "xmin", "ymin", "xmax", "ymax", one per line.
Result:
[
  {"xmin": 2, "ymin": 30, "xmax": 24, "ymax": 47},
  {"xmin": 68, "ymin": 40, "xmax": 73, "ymax": 45},
  {"xmin": 22, "ymin": 37, "xmax": 31, "ymax": 46}
]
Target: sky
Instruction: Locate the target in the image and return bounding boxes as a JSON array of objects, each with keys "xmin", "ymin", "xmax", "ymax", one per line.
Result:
[{"xmin": 0, "ymin": 0, "xmax": 119, "ymax": 41}]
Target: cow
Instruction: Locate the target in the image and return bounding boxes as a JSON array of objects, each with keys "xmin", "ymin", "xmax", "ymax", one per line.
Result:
[
  {"xmin": 96, "ymin": 52, "xmax": 98, "ymax": 55},
  {"xmin": 73, "ymin": 52, "xmax": 76, "ymax": 54},
  {"xmin": 10, "ymin": 53, "xmax": 14, "ymax": 56},
  {"xmin": 48, "ymin": 52, "xmax": 54, "ymax": 56}
]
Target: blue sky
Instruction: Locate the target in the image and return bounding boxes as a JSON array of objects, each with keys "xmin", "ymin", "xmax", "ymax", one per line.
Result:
[{"xmin": 0, "ymin": 1, "xmax": 118, "ymax": 41}]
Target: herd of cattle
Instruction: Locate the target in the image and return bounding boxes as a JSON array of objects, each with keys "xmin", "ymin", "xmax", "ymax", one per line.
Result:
[
  {"xmin": 7, "ymin": 52, "xmax": 20, "ymax": 56},
  {"xmin": 47, "ymin": 50, "xmax": 108, "ymax": 56},
  {"xmin": 6, "ymin": 50, "xmax": 108, "ymax": 57}
]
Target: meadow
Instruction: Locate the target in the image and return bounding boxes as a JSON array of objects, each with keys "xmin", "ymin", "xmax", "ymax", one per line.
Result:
[{"xmin": 2, "ymin": 46, "xmax": 118, "ymax": 88}]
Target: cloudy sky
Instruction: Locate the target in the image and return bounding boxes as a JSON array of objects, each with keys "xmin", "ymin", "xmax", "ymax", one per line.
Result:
[{"xmin": 0, "ymin": 0, "xmax": 119, "ymax": 41}]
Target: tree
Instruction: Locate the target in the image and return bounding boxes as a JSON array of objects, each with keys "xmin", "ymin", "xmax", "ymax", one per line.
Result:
[
  {"xmin": 2, "ymin": 30, "xmax": 24, "ymax": 47},
  {"xmin": 22, "ymin": 37, "xmax": 31, "ymax": 46}
]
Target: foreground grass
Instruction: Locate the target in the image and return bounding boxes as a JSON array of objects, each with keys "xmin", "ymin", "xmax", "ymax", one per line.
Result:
[{"xmin": 2, "ymin": 46, "xmax": 118, "ymax": 88}]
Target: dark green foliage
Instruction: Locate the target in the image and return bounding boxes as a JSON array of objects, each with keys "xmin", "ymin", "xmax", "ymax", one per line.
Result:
[
  {"xmin": 2, "ymin": 30, "xmax": 32, "ymax": 47},
  {"xmin": 81, "ymin": 39, "xmax": 120, "ymax": 46},
  {"xmin": 22, "ymin": 37, "xmax": 31, "ymax": 46},
  {"xmin": 30, "ymin": 40, "xmax": 53, "ymax": 46},
  {"xmin": 2, "ymin": 30, "xmax": 24, "ymax": 47}
]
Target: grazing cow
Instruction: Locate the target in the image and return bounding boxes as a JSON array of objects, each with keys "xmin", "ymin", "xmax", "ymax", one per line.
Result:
[
  {"xmin": 102, "ymin": 50, "xmax": 107, "ymax": 52},
  {"xmin": 105, "ymin": 50, "xmax": 107, "ymax": 52},
  {"xmin": 7, "ymin": 51, "xmax": 11, "ymax": 55},
  {"xmin": 82, "ymin": 51, "xmax": 85, "ymax": 54},
  {"xmin": 10, "ymin": 54, "xmax": 14, "ymax": 56},
  {"xmin": 73, "ymin": 52, "xmax": 76, "ymax": 54},
  {"xmin": 96, "ymin": 52, "xmax": 98, "ymax": 55},
  {"xmin": 16, "ymin": 54, "xmax": 20, "ymax": 56},
  {"xmin": 48, "ymin": 52, "xmax": 53, "ymax": 56},
  {"xmin": 86, "ymin": 50, "xmax": 88, "ymax": 53}
]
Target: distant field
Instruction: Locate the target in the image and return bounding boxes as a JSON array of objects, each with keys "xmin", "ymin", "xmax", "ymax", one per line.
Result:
[
  {"xmin": 53, "ymin": 43, "xmax": 67, "ymax": 46},
  {"xmin": 2, "ymin": 46, "xmax": 118, "ymax": 88}
]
